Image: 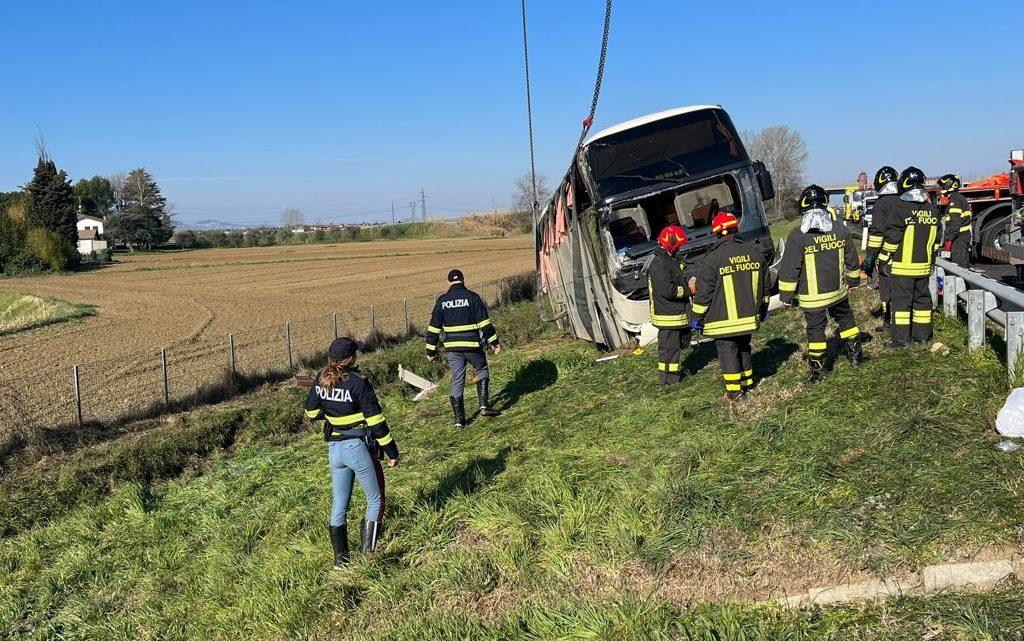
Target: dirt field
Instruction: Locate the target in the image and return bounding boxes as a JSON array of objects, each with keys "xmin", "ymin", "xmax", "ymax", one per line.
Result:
[{"xmin": 0, "ymin": 236, "xmax": 533, "ymax": 429}]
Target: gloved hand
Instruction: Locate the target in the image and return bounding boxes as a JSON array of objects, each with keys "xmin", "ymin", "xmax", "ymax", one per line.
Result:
[
  {"xmin": 690, "ymin": 318, "xmax": 703, "ymax": 332},
  {"xmin": 761, "ymin": 309, "xmax": 770, "ymax": 322},
  {"xmin": 862, "ymin": 253, "xmax": 876, "ymax": 277},
  {"xmin": 943, "ymin": 240, "xmax": 952, "ymax": 251}
]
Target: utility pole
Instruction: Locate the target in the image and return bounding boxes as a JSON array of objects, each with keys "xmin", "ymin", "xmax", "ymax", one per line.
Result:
[
  {"xmin": 391, "ymin": 200, "xmax": 395, "ymax": 224},
  {"xmin": 420, "ymin": 188, "xmax": 427, "ymax": 221},
  {"xmin": 409, "ymin": 201, "xmax": 417, "ymax": 220}
]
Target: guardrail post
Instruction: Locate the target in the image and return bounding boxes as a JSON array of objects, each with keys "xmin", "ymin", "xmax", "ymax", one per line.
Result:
[
  {"xmin": 72, "ymin": 364, "xmax": 83, "ymax": 427},
  {"xmin": 333, "ymin": 313, "xmax": 339, "ymax": 339},
  {"xmin": 286, "ymin": 322, "xmax": 293, "ymax": 370},
  {"xmin": 943, "ymin": 275, "xmax": 961, "ymax": 317},
  {"xmin": 161, "ymin": 348, "xmax": 170, "ymax": 404},
  {"xmin": 403, "ymin": 299, "xmax": 409, "ymax": 334},
  {"xmin": 1007, "ymin": 312, "xmax": 1024, "ymax": 386},
  {"xmin": 967, "ymin": 290, "xmax": 985, "ymax": 352},
  {"xmin": 929, "ymin": 268, "xmax": 940, "ymax": 309},
  {"xmin": 229, "ymin": 333, "xmax": 236, "ymax": 378}
]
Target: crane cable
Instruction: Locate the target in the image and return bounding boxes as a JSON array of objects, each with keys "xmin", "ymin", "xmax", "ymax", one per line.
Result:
[{"xmin": 520, "ymin": 0, "xmax": 613, "ymax": 226}]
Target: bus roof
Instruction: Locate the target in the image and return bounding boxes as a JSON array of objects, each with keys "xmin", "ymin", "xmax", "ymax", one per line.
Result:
[{"xmin": 582, "ymin": 104, "xmax": 723, "ymax": 147}]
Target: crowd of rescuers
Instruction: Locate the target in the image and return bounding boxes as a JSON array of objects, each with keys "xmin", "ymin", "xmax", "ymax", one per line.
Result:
[
  {"xmin": 303, "ymin": 269, "xmax": 501, "ymax": 568},
  {"xmin": 302, "ymin": 167, "xmax": 960, "ymax": 568},
  {"xmin": 648, "ymin": 165, "xmax": 956, "ymax": 402}
]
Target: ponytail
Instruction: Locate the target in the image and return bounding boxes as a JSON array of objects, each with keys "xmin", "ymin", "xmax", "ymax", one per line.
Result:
[{"xmin": 319, "ymin": 355, "xmax": 355, "ymax": 389}]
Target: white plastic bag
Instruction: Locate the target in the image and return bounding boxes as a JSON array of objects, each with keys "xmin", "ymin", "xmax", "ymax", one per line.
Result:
[{"xmin": 996, "ymin": 388, "xmax": 1024, "ymax": 437}]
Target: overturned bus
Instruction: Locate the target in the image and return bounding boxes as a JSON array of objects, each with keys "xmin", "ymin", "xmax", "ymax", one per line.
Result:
[{"xmin": 536, "ymin": 105, "xmax": 779, "ymax": 348}]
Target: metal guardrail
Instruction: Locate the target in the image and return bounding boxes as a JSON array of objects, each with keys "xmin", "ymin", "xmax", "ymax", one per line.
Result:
[{"xmin": 932, "ymin": 257, "xmax": 1024, "ymax": 383}]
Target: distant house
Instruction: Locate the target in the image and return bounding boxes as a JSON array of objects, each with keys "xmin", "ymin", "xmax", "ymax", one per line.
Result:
[{"xmin": 76, "ymin": 214, "xmax": 108, "ymax": 255}]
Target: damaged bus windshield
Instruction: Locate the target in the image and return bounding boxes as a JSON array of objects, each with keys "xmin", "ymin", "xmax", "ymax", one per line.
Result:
[{"xmin": 584, "ymin": 108, "xmax": 748, "ymax": 201}]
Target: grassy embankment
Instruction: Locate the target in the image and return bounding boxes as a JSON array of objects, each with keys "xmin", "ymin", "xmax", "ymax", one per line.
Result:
[
  {"xmin": 0, "ymin": 292, "xmax": 95, "ymax": 336},
  {"xmin": 2, "ymin": 290, "xmax": 1023, "ymax": 639}
]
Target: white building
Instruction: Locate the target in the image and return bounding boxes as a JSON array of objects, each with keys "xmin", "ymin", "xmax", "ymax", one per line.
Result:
[{"xmin": 76, "ymin": 214, "xmax": 108, "ymax": 255}]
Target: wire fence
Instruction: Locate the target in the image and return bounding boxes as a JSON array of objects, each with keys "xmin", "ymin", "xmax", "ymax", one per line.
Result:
[{"xmin": 0, "ymin": 276, "xmax": 526, "ymax": 437}]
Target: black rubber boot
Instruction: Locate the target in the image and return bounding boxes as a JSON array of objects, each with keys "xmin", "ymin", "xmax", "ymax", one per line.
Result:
[
  {"xmin": 329, "ymin": 524, "xmax": 349, "ymax": 569},
  {"xmin": 477, "ymin": 379, "xmax": 501, "ymax": 417},
  {"xmin": 360, "ymin": 519, "xmax": 380, "ymax": 554},
  {"xmin": 845, "ymin": 336, "xmax": 864, "ymax": 367},
  {"xmin": 449, "ymin": 395, "xmax": 465, "ymax": 429},
  {"xmin": 722, "ymin": 390, "xmax": 746, "ymax": 405},
  {"xmin": 807, "ymin": 357, "xmax": 826, "ymax": 383},
  {"xmin": 884, "ymin": 339, "xmax": 909, "ymax": 350}
]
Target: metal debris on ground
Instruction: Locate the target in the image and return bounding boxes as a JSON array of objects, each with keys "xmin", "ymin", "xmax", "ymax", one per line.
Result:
[
  {"xmin": 995, "ymin": 440, "xmax": 1020, "ymax": 453},
  {"xmin": 398, "ymin": 365, "xmax": 438, "ymax": 401},
  {"xmin": 594, "ymin": 354, "xmax": 619, "ymax": 363}
]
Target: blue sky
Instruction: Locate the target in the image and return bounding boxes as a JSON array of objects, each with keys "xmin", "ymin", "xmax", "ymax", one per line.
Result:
[{"xmin": 0, "ymin": 1, "xmax": 1019, "ymax": 225}]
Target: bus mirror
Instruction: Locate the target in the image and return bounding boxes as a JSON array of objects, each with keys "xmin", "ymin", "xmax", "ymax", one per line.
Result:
[{"xmin": 754, "ymin": 161, "xmax": 775, "ymax": 201}]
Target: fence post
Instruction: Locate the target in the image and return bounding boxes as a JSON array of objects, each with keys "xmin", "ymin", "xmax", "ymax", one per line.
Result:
[
  {"xmin": 161, "ymin": 348, "xmax": 170, "ymax": 404},
  {"xmin": 371, "ymin": 305, "xmax": 377, "ymax": 333},
  {"xmin": 229, "ymin": 333, "xmax": 237, "ymax": 378},
  {"xmin": 943, "ymin": 275, "xmax": 961, "ymax": 317},
  {"xmin": 1007, "ymin": 312, "xmax": 1024, "ymax": 386},
  {"xmin": 72, "ymin": 364, "xmax": 83, "ymax": 427},
  {"xmin": 286, "ymin": 322, "xmax": 293, "ymax": 371},
  {"xmin": 403, "ymin": 299, "xmax": 410, "ymax": 334},
  {"xmin": 333, "ymin": 313, "xmax": 339, "ymax": 339},
  {"xmin": 966, "ymin": 289, "xmax": 985, "ymax": 352}
]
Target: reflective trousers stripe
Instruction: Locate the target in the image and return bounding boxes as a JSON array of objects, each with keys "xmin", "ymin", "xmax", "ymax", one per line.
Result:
[
  {"xmin": 839, "ymin": 326, "xmax": 860, "ymax": 339},
  {"xmin": 894, "ymin": 311, "xmax": 911, "ymax": 325},
  {"xmin": 658, "ymin": 362, "xmax": 681, "ymax": 372}
]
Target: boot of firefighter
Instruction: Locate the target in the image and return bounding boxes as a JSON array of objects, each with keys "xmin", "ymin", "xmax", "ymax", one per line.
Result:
[
  {"xmin": 360, "ymin": 519, "xmax": 381, "ymax": 554},
  {"xmin": 449, "ymin": 395, "xmax": 465, "ymax": 429},
  {"xmin": 329, "ymin": 524, "xmax": 349, "ymax": 568},
  {"xmin": 807, "ymin": 357, "xmax": 826, "ymax": 383},
  {"xmin": 477, "ymin": 379, "xmax": 501, "ymax": 417},
  {"xmin": 845, "ymin": 335, "xmax": 864, "ymax": 367}
]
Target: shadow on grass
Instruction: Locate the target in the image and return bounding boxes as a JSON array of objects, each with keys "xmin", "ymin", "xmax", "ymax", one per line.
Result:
[
  {"xmin": 753, "ymin": 337, "xmax": 800, "ymax": 382},
  {"xmin": 681, "ymin": 340, "xmax": 718, "ymax": 375},
  {"xmin": 415, "ymin": 447, "xmax": 510, "ymax": 511},
  {"xmin": 493, "ymin": 359, "xmax": 558, "ymax": 411}
]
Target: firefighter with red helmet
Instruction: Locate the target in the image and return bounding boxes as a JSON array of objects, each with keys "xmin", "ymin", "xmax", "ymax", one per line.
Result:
[
  {"xmin": 690, "ymin": 212, "xmax": 769, "ymax": 403},
  {"xmin": 648, "ymin": 224, "xmax": 691, "ymax": 385}
]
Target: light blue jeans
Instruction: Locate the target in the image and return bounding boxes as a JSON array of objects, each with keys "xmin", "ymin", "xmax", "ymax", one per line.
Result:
[{"xmin": 328, "ymin": 439, "xmax": 384, "ymax": 527}]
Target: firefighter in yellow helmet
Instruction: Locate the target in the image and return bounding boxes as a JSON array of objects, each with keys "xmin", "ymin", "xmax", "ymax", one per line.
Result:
[
  {"xmin": 690, "ymin": 211, "xmax": 769, "ymax": 403},
  {"xmin": 778, "ymin": 185, "xmax": 864, "ymax": 382},
  {"xmin": 648, "ymin": 224, "xmax": 691, "ymax": 385}
]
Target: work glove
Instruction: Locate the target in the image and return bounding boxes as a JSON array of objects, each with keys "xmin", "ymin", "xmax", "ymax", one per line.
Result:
[
  {"xmin": 761, "ymin": 309, "xmax": 770, "ymax": 323},
  {"xmin": 861, "ymin": 253, "xmax": 876, "ymax": 277},
  {"xmin": 690, "ymin": 318, "xmax": 704, "ymax": 332}
]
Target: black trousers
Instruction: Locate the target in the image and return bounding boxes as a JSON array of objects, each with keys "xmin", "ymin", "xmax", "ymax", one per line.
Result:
[
  {"xmin": 949, "ymin": 237, "xmax": 971, "ymax": 268},
  {"xmin": 715, "ymin": 334, "xmax": 753, "ymax": 392},
  {"xmin": 656, "ymin": 328, "xmax": 690, "ymax": 385},
  {"xmin": 804, "ymin": 298, "xmax": 859, "ymax": 360},
  {"xmin": 889, "ymin": 275, "xmax": 933, "ymax": 343},
  {"xmin": 877, "ymin": 262, "xmax": 891, "ymax": 321}
]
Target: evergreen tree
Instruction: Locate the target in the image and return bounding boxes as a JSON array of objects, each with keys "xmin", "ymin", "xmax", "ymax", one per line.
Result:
[
  {"xmin": 109, "ymin": 168, "xmax": 174, "ymax": 249},
  {"xmin": 25, "ymin": 152, "xmax": 78, "ymax": 263}
]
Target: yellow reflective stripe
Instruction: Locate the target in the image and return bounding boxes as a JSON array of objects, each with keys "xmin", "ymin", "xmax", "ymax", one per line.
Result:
[
  {"xmin": 890, "ymin": 264, "xmax": 932, "ymax": 277},
  {"xmin": 703, "ymin": 316, "xmax": 757, "ymax": 335},
  {"xmin": 805, "ymin": 252, "xmax": 818, "ymax": 297},
  {"xmin": 808, "ymin": 341, "xmax": 827, "ymax": 350},
  {"xmin": 375, "ymin": 433, "xmax": 394, "ymax": 447},
  {"xmin": 837, "ymin": 246, "xmax": 845, "ymax": 292},
  {"xmin": 839, "ymin": 327, "xmax": 859, "ymax": 339},
  {"xmin": 948, "ymin": 208, "xmax": 964, "ymax": 215},
  {"xmin": 725, "ymin": 383, "xmax": 742, "ymax": 391},
  {"xmin": 882, "ymin": 242, "xmax": 899, "ymax": 252},
  {"xmin": 444, "ymin": 323, "xmax": 479, "ymax": 332},
  {"xmin": 723, "ymin": 274, "xmax": 737, "ymax": 320},
  {"xmin": 477, "ymin": 319, "xmax": 492, "ymax": 329},
  {"xmin": 894, "ymin": 311, "xmax": 911, "ymax": 325},
  {"xmin": 751, "ymin": 269, "xmax": 760, "ymax": 310},
  {"xmin": 425, "ymin": 343, "xmax": 437, "ymax": 351},
  {"xmin": 778, "ymin": 280, "xmax": 797, "ymax": 293},
  {"xmin": 488, "ymin": 334, "xmax": 499, "ymax": 343},
  {"xmin": 658, "ymin": 362, "xmax": 680, "ymax": 372},
  {"xmin": 959, "ymin": 225, "xmax": 971, "ymax": 232},
  {"xmin": 846, "ymin": 269, "xmax": 862, "ymax": 278},
  {"xmin": 723, "ymin": 372, "xmax": 742, "ymax": 381},
  {"xmin": 742, "ymin": 369, "xmax": 753, "ymax": 378},
  {"xmin": 443, "ymin": 340, "xmax": 482, "ymax": 348},
  {"xmin": 878, "ymin": 252, "xmax": 891, "ymax": 263},
  {"xmin": 675, "ymin": 286, "xmax": 687, "ymax": 298},
  {"xmin": 305, "ymin": 409, "xmax": 323, "ymax": 419},
  {"xmin": 365, "ymin": 413, "xmax": 385, "ymax": 427},
  {"xmin": 912, "ymin": 309, "xmax": 932, "ymax": 323},
  {"xmin": 796, "ymin": 288, "xmax": 847, "ymax": 309},
  {"xmin": 901, "ymin": 225, "xmax": 915, "ymax": 264},
  {"xmin": 927, "ymin": 225, "xmax": 936, "ymax": 255},
  {"xmin": 427, "ymin": 326, "xmax": 442, "ymax": 334},
  {"xmin": 651, "ymin": 312, "xmax": 687, "ymax": 322},
  {"xmin": 325, "ymin": 412, "xmax": 366, "ymax": 426},
  {"xmin": 690, "ymin": 302, "xmax": 708, "ymax": 315},
  {"xmin": 867, "ymin": 236, "xmax": 883, "ymax": 248}
]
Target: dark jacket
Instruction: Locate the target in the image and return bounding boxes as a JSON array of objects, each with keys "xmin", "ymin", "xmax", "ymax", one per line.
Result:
[
  {"xmin": 867, "ymin": 193, "xmax": 899, "ymax": 254},
  {"xmin": 425, "ymin": 283, "xmax": 499, "ymax": 354},
  {"xmin": 647, "ymin": 247, "xmax": 690, "ymax": 329},
  {"xmin": 778, "ymin": 223, "xmax": 861, "ymax": 309},
  {"xmin": 881, "ymin": 197, "xmax": 941, "ymax": 278},
  {"xmin": 942, "ymin": 191, "xmax": 972, "ymax": 245},
  {"xmin": 691, "ymin": 236, "xmax": 768, "ymax": 338},
  {"xmin": 304, "ymin": 368, "xmax": 399, "ymax": 459}
]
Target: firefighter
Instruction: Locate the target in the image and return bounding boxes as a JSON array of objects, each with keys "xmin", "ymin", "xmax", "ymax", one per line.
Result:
[
  {"xmin": 778, "ymin": 185, "xmax": 864, "ymax": 382},
  {"xmin": 863, "ymin": 166, "xmax": 900, "ymax": 329},
  {"xmin": 426, "ymin": 269, "xmax": 502, "ymax": 428},
  {"xmin": 690, "ymin": 212, "xmax": 769, "ymax": 403},
  {"xmin": 938, "ymin": 174, "xmax": 972, "ymax": 268},
  {"xmin": 648, "ymin": 224, "xmax": 691, "ymax": 385},
  {"xmin": 880, "ymin": 166, "xmax": 941, "ymax": 348},
  {"xmin": 304, "ymin": 337, "xmax": 400, "ymax": 568}
]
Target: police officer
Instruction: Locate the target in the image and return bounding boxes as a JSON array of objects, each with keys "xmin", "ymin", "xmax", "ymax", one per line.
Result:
[
  {"xmin": 863, "ymin": 166, "xmax": 900, "ymax": 329},
  {"xmin": 690, "ymin": 212, "xmax": 769, "ymax": 403},
  {"xmin": 938, "ymin": 174, "xmax": 972, "ymax": 268},
  {"xmin": 304, "ymin": 337, "xmax": 400, "ymax": 568},
  {"xmin": 648, "ymin": 224, "xmax": 691, "ymax": 385},
  {"xmin": 778, "ymin": 185, "xmax": 864, "ymax": 382},
  {"xmin": 880, "ymin": 166, "xmax": 941, "ymax": 347},
  {"xmin": 426, "ymin": 269, "xmax": 502, "ymax": 427}
]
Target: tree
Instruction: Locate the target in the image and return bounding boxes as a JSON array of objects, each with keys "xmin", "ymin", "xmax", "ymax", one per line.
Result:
[
  {"xmin": 742, "ymin": 125, "xmax": 809, "ymax": 220},
  {"xmin": 512, "ymin": 173, "xmax": 551, "ymax": 216},
  {"xmin": 24, "ymin": 146, "xmax": 78, "ymax": 264},
  {"xmin": 109, "ymin": 168, "xmax": 173, "ymax": 249},
  {"xmin": 106, "ymin": 208, "xmax": 164, "ymax": 251},
  {"xmin": 73, "ymin": 176, "xmax": 114, "ymax": 216},
  {"xmin": 281, "ymin": 208, "xmax": 304, "ymax": 229}
]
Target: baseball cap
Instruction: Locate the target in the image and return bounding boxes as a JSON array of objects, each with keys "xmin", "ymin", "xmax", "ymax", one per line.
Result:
[
  {"xmin": 328, "ymin": 337, "xmax": 362, "ymax": 359},
  {"xmin": 448, "ymin": 269, "xmax": 464, "ymax": 282}
]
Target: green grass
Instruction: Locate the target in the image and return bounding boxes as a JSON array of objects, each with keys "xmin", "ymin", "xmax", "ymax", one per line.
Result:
[
  {"xmin": 0, "ymin": 291, "xmax": 95, "ymax": 336},
  {"xmin": 2, "ymin": 293, "xmax": 1023, "ymax": 639}
]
